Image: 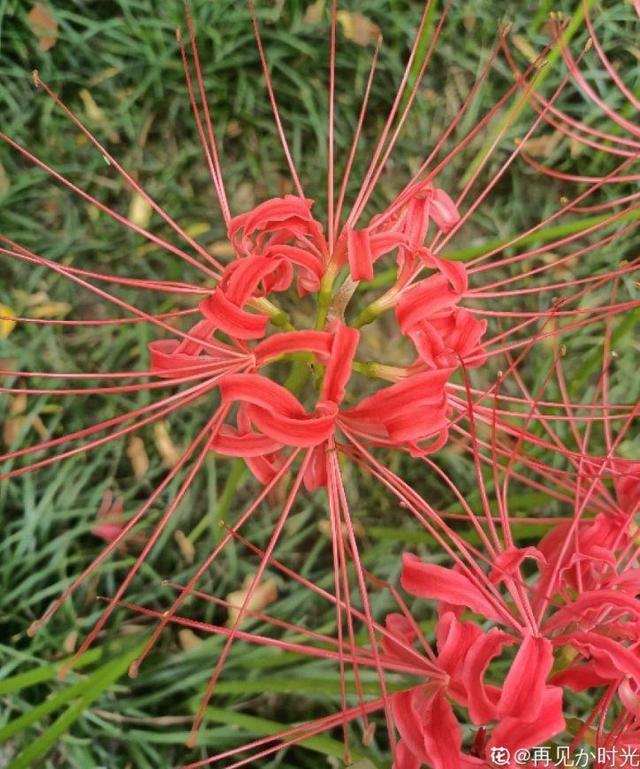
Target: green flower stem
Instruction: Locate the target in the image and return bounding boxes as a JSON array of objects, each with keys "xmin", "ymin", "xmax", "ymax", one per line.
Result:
[
  {"xmin": 189, "ymin": 458, "xmax": 247, "ymax": 546},
  {"xmin": 250, "ymin": 296, "xmax": 294, "ymax": 331},
  {"xmin": 314, "ymin": 263, "xmax": 339, "ymax": 330},
  {"xmin": 460, "ymin": 0, "xmax": 597, "ymax": 187},
  {"xmin": 353, "ymin": 285, "xmax": 399, "ymax": 328},
  {"xmin": 352, "ymin": 361, "xmax": 409, "ymax": 381}
]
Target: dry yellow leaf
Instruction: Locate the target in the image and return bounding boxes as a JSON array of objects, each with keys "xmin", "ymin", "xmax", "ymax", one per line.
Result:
[
  {"xmin": 303, "ymin": 0, "xmax": 325, "ymax": 25},
  {"xmin": 209, "ymin": 241, "xmax": 235, "ymax": 259},
  {"xmin": 522, "ymin": 131, "xmax": 562, "ymax": 158},
  {"xmin": 0, "ymin": 162, "xmax": 9, "ymax": 199},
  {"xmin": 336, "ymin": 10, "xmax": 380, "ymax": 46},
  {"xmin": 463, "ymin": 15, "xmax": 476, "ymax": 32},
  {"xmin": 184, "ymin": 222, "xmax": 210, "ymax": 238},
  {"xmin": 226, "ymin": 575, "xmax": 278, "ymax": 627},
  {"xmin": 31, "ymin": 301, "xmax": 72, "ymax": 319},
  {"xmin": 225, "ymin": 119, "xmax": 242, "ymax": 138},
  {"xmin": 362, "ymin": 722, "xmax": 376, "ymax": 747},
  {"xmin": 13, "ymin": 291, "xmax": 72, "ymax": 319},
  {"xmin": 13, "ymin": 290, "xmax": 48, "ymax": 306},
  {"xmin": 128, "ymin": 193, "xmax": 153, "ymax": 228},
  {"xmin": 512, "ymin": 34, "xmax": 537, "ymax": 64},
  {"xmin": 127, "ymin": 436, "xmax": 149, "ymax": 479},
  {"xmin": 8, "ymin": 393, "xmax": 25, "ymax": 417},
  {"xmin": 28, "ymin": 3, "xmax": 58, "ymax": 52},
  {"xmin": 63, "ymin": 630, "xmax": 78, "ymax": 654},
  {"xmin": 153, "ymin": 421, "xmax": 181, "ymax": 468},
  {"xmin": 79, "ymin": 88, "xmax": 107, "ymax": 125},
  {"xmin": 32, "ymin": 416, "xmax": 49, "ymax": 441},
  {"xmin": 276, "ymin": 175, "xmax": 294, "ymax": 197},
  {"xmin": 178, "ymin": 628, "xmax": 202, "ymax": 651},
  {"xmin": 134, "ymin": 242, "xmax": 160, "ymax": 258},
  {"xmin": 2, "ymin": 391, "xmax": 48, "ymax": 445},
  {"xmin": 231, "ymin": 181, "xmax": 255, "ymax": 212},
  {"xmin": 3, "ymin": 392, "xmax": 27, "ymax": 447},
  {"xmin": 88, "ymin": 66, "xmax": 122, "ymax": 88},
  {"xmin": 317, "ymin": 517, "xmax": 365, "ymax": 539},
  {"xmin": 3, "ymin": 418, "xmax": 23, "ymax": 448},
  {"xmin": 174, "ymin": 530, "xmax": 195, "ymax": 564},
  {"xmin": 569, "ymin": 134, "xmax": 586, "ymax": 159},
  {"xmin": 0, "ymin": 305, "xmax": 16, "ymax": 338}
]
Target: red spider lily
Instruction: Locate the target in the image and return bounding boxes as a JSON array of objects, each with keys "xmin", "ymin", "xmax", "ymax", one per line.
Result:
[
  {"xmin": 1, "ymin": 1, "xmax": 639, "ymax": 766},
  {"xmin": 89, "ymin": 330, "xmax": 638, "ymax": 769},
  {"xmin": 387, "ymin": 612, "xmax": 564, "ymax": 769},
  {"xmin": 389, "ymin": 477, "xmax": 640, "ymax": 768},
  {"xmin": 377, "ymin": 341, "xmax": 639, "ymax": 768},
  {"xmin": 159, "ymin": 423, "xmax": 639, "ymax": 767}
]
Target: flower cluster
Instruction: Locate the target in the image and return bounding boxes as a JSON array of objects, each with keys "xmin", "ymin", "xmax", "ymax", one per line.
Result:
[
  {"xmin": 387, "ymin": 458, "xmax": 640, "ymax": 768},
  {"xmin": 148, "ymin": 184, "xmax": 482, "ymax": 490}
]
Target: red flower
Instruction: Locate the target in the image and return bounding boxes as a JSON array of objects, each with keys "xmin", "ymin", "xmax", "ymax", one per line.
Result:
[{"xmin": 387, "ymin": 607, "xmax": 564, "ymax": 769}]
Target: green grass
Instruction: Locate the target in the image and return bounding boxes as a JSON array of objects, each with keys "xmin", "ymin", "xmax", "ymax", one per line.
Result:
[{"xmin": 1, "ymin": 1, "xmax": 639, "ymax": 767}]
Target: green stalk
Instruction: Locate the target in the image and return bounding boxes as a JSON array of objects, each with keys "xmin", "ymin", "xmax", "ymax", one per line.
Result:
[
  {"xmin": 189, "ymin": 458, "xmax": 247, "ymax": 546},
  {"xmin": 314, "ymin": 263, "xmax": 339, "ymax": 330},
  {"xmin": 399, "ymin": 0, "xmax": 439, "ymax": 111},
  {"xmin": 6, "ymin": 641, "xmax": 145, "ymax": 769},
  {"xmin": 460, "ymin": 0, "xmax": 596, "ymax": 187}
]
